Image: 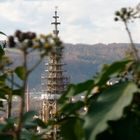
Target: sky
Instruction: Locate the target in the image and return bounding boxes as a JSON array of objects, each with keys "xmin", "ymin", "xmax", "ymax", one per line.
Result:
[{"xmin": 0, "ymin": 0, "xmax": 139, "ymax": 44}]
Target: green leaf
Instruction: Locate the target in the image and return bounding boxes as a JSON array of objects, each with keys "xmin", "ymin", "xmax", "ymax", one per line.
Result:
[
  {"xmin": 21, "ymin": 129, "xmax": 33, "ymax": 140},
  {"xmin": 0, "ymin": 86, "xmax": 11, "ymax": 99},
  {"xmin": 21, "ymin": 129, "xmax": 41, "ymax": 140},
  {"xmin": 60, "ymin": 101, "xmax": 85, "ymax": 115},
  {"xmin": 0, "ymin": 74, "xmax": 6, "ymax": 85},
  {"xmin": 84, "ymin": 82, "xmax": 138, "ymax": 140},
  {"xmin": 1, "ymin": 117, "xmax": 17, "ymax": 132},
  {"xmin": 0, "ymin": 91, "xmax": 7, "ymax": 100},
  {"xmin": 6, "ymin": 116, "xmax": 17, "ymax": 129},
  {"xmin": 60, "ymin": 117, "xmax": 84, "ymax": 140},
  {"xmin": 133, "ymin": 60, "xmax": 140, "ymax": 73},
  {"xmin": 12, "ymin": 88, "xmax": 23, "ymax": 96},
  {"xmin": 22, "ymin": 111, "xmax": 37, "ymax": 123},
  {"xmin": 96, "ymin": 114, "xmax": 140, "ymax": 140},
  {"xmin": 22, "ymin": 111, "xmax": 47, "ymax": 131},
  {"xmin": 0, "ymin": 46, "xmax": 5, "ymax": 57},
  {"xmin": 75, "ymin": 80, "xmax": 94, "ymax": 94},
  {"xmin": 95, "ymin": 60, "xmax": 131, "ymax": 85},
  {"xmin": 0, "ymin": 101, "xmax": 3, "ymax": 108},
  {"xmin": 32, "ymin": 118, "xmax": 47, "ymax": 129},
  {"xmin": 15, "ymin": 66, "xmax": 26, "ymax": 80},
  {"xmin": 0, "ymin": 135, "xmax": 14, "ymax": 140},
  {"xmin": 59, "ymin": 80, "xmax": 94, "ymax": 104},
  {"xmin": 63, "ymin": 84, "xmax": 76, "ymax": 98},
  {"xmin": 0, "ymin": 123, "xmax": 6, "ymax": 131}
]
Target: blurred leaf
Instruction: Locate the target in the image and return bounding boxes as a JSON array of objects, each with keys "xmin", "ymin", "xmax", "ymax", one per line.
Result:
[
  {"xmin": 21, "ymin": 129, "xmax": 41, "ymax": 140},
  {"xmin": 0, "ymin": 100, "xmax": 3, "ymax": 108},
  {"xmin": 0, "ymin": 46, "xmax": 5, "ymax": 57},
  {"xmin": 84, "ymin": 82, "xmax": 138, "ymax": 140},
  {"xmin": 59, "ymin": 84, "xmax": 76, "ymax": 102},
  {"xmin": 32, "ymin": 118, "xmax": 47, "ymax": 129},
  {"xmin": 22, "ymin": 111, "xmax": 37, "ymax": 123},
  {"xmin": 6, "ymin": 117, "xmax": 17, "ymax": 128},
  {"xmin": 59, "ymin": 80, "xmax": 94, "ymax": 104},
  {"xmin": 0, "ymin": 74, "xmax": 6, "ymax": 85},
  {"xmin": 12, "ymin": 88, "xmax": 23, "ymax": 96},
  {"xmin": 95, "ymin": 60, "xmax": 131, "ymax": 85},
  {"xmin": 0, "ymin": 86, "xmax": 11, "ymax": 99},
  {"xmin": 96, "ymin": 113, "xmax": 140, "ymax": 140},
  {"xmin": 60, "ymin": 101, "xmax": 85, "ymax": 115},
  {"xmin": 0, "ymin": 91, "xmax": 7, "ymax": 100},
  {"xmin": 75, "ymin": 80, "xmax": 94, "ymax": 93},
  {"xmin": 0, "ymin": 135, "xmax": 14, "ymax": 140},
  {"xmin": 15, "ymin": 66, "xmax": 26, "ymax": 80},
  {"xmin": 60, "ymin": 117, "xmax": 84, "ymax": 140},
  {"xmin": 133, "ymin": 60, "xmax": 140, "ymax": 73},
  {"xmin": 0, "ymin": 31, "xmax": 6, "ymax": 36},
  {"xmin": 0, "ymin": 117, "xmax": 17, "ymax": 132},
  {"xmin": 23, "ymin": 111, "xmax": 38, "ymax": 129},
  {"xmin": 23, "ymin": 118, "xmax": 48, "ymax": 130},
  {"xmin": 23, "ymin": 121, "xmax": 37, "ymax": 129},
  {"xmin": 0, "ymin": 123, "xmax": 6, "ymax": 131}
]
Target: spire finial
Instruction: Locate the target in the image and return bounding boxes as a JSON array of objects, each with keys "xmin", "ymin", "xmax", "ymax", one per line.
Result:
[
  {"xmin": 55, "ymin": 6, "xmax": 58, "ymax": 11},
  {"xmin": 51, "ymin": 6, "xmax": 60, "ymax": 37}
]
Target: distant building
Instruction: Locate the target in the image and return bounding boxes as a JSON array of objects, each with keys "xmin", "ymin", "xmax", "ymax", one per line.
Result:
[{"xmin": 40, "ymin": 8, "xmax": 69, "ymax": 123}]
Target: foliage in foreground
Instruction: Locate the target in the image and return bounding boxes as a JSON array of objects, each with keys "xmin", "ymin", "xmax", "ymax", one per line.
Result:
[
  {"xmin": 54, "ymin": 3, "xmax": 140, "ymax": 140},
  {"xmin": 0, "ymin": 30, "xmax": 62, "ymax": 140},
  {"xmin": 0, "ymin": 3, "xmax": 140, "ymax": 140}
]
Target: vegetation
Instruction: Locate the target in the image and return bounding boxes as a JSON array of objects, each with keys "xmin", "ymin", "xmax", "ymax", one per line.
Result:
[
  {"xmin": 0, "ymin": 3, "xmax": 139, "ymax": 140},
  {"xmin": 0, "ymin": 31, "xmax": 62, "ymax": 139}
]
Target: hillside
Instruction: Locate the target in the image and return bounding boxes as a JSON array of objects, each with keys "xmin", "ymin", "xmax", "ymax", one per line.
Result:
[{"xmin": 5, "ymin": 43, "xmax": 140, "ymax": 90}]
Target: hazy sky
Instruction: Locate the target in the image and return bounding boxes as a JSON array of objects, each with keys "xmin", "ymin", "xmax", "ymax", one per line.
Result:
[{"xmin": 0, "ymin": 0, "xmax": 139, "ymax": 44}]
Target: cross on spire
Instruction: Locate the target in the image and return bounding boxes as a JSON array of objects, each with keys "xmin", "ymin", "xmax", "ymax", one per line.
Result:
[{"xmin": 51, "ymin": 6, "xmax": 60, "ymax": 37}]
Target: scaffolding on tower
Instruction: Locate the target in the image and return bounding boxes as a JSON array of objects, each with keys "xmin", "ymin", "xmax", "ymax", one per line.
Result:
[{"xmin": 40, "ymin": 7, "xmax": 70, "ymax": 126}]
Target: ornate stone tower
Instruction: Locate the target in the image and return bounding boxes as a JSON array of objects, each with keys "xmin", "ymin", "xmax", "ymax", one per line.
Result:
[{"xmin": 41, "ymin": 7, "xmax": 69, "ymax": 123}]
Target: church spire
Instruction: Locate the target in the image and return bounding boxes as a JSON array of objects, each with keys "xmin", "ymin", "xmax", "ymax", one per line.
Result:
[
  {"xmin": 51, "ymin": 6, "xmax": 60, "ymax": 37},
  {"xmin": 40, "ymin": 7, "xmax": 69, "ymax": 123}
]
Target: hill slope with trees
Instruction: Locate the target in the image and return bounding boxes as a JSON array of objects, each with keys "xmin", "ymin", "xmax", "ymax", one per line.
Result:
[{"xmin": 6, "ymin": 43, "xmax": 140, "ymax": 89}]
